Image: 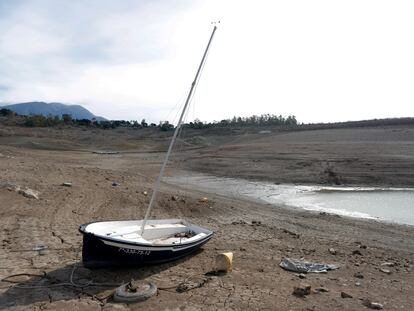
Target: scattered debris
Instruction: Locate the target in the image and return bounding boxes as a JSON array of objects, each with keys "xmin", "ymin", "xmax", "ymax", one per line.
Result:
[
  {"xmin": 17, "ymin": 187, "xmax": 40, "ymax": 199},
  {"xmin": 329, "ymin": 248, "xmax": 337, "ymax": 255},
  {"xmin": 176, "ymin": 276, "xmax": 211, "ymax": 293},
  {"xmin": 341, "ymin": 291, "xmax": 353, "ymax": 298},
  {"xmin": 352, "ymin": 250, "xmax": 362, "ymax": 256},
  {"xmin": 314, "ymin": 287, "xmax": 329, "ymax": 293},
  {"xmin": 362, "ymin": 299, "xmax": 384, "ymax": 309},
  {"xmin": 215, "ymin": 252, "xmax": 233, "ymax": 273},
  {"xmin": 174, "ymin": 231, "xmax": 196, "ymax": 238},
  {"xmin": 32, "ymin": 244, "xmax": 48, "ymax": 251},
  {"xmin": 61, "ymin": 182, "xmax": 72, "ymax": 187},
  {"xmin": 293, "ymin": 284, "xmax": 311, "ymax": 297},
  {"xmin": 280, "ymin": 258, "xmax": 339, "ymax": 273},
  {"xmin": 251, "ymin": 220, "xmax": 262, "ymax": 226},
  {"xmin": 231, "ymin": 220, "xmax": 247, "ymax": 225},
  {"xmin": 380, "ymin": 268, "xmax": 391, "ymax": 275},
  {"xmin": 282, "ymin": 229, "xmax": 300, "ymax": 238},
  {"xmin": 93, "ymin": 151, "xmax": 119, "ymax": 155},
  {"xmin": 2, "ymin": 184, "xmax": 38, "ymax": 198},
  {"xmin": 354, "ymin": 272, "xmax": 364, "ymax": 279}
]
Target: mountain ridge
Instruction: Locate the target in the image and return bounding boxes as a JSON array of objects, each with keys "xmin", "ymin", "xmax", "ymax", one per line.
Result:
[{"xmin": 1, "ymin": 102, "xmax": 107, "ymax": 121}]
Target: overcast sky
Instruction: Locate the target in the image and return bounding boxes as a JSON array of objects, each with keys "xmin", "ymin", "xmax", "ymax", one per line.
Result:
[{"xmin": 0, "ymin": 0, "xmax": 413, "ymax": 123}]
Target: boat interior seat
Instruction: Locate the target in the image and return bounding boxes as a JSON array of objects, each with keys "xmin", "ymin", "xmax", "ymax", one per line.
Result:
[{"xmin": 151, "ymin": 232, "xmax": 207, "ymax": 245}]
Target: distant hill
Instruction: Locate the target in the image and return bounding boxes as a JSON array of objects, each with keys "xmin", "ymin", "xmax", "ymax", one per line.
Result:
[{"xmin": 1, "ymin": 102, "xmax": 106, "ymax": 121}]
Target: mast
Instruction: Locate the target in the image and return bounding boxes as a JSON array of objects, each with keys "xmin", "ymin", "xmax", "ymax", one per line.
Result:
[{"xmin": 140, "ymin": 26, "xmax": 217, "ymax": 235}]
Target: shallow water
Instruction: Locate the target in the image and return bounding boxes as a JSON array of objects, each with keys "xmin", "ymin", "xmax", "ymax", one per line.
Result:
[{"xmin": 165, "ymin": 174, "xmax": 414, "ymax": 226}]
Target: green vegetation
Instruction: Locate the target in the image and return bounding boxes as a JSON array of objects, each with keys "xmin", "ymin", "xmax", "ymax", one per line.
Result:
[
  {"xmin": 184, "ymin": 114, "xmax": 297, "ymax": 129},
  {"xmin": 0, "ymin": 109, "xmax": 298, "ymax": 131},
  {"xmin": 2, "ymin": 108, "xmax": 413, "ymax": 132},
  {"xmin": 0, "ymin": 108, "xmax": 15, "ymax": 117}
]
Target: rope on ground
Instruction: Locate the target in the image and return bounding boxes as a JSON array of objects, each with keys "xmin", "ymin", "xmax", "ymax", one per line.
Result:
[
  {"xmin": 156, "ymin": 274, "xmax": 212, "ymax": 293},
  {"xmin": 0, "ymin": 247, "xmax": 121, "ymax": 290}
]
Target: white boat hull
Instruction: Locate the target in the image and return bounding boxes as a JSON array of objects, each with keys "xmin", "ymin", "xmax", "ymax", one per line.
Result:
[{"xmin": 79, "ymin": 219, "xmax": 213, "ymax": 268}]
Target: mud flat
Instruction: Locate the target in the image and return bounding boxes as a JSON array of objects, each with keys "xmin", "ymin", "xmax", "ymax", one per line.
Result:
[{"xmin": 0, "ymin": 124, "xmax": 413, "ymax": 310}]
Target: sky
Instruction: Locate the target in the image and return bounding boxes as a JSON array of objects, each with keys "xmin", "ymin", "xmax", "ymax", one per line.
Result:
[{"xmin": 0, "ymin": 0, "xmax": 413, "ymax": 124}]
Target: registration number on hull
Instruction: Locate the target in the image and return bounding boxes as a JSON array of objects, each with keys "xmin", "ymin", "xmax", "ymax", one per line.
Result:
[{"xmin": 118, "ymin": 248, "xmax": 151, "ymax": 256}]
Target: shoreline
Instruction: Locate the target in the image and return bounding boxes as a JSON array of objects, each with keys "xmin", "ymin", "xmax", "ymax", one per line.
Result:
[
  {"xmin": 1, "ymin": 125, "xmax": 413, "ymax": 310},
  {"xmin": 166, "ymin": 171, "xmax": 414, "ymax": 227}
]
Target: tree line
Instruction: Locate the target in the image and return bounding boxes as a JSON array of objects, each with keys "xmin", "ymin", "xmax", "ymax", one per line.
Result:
[{"xmin": 0, "ymin": 108, "xmax": 298, "ymax": 130}]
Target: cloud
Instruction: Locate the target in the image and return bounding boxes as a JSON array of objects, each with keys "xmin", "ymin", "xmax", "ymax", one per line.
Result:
[
  {"xmin": 0, "ymin": 0, "xmax": 202, "ymax": 121},
  {"xmin": 0, "ymin": 0, "xmax": 413, "ymax": 123}
]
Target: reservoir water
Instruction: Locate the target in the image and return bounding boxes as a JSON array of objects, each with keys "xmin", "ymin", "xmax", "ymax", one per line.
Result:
[{"xmin": 166, "ymin": 174, "xmax": 414, "ymax": 226}]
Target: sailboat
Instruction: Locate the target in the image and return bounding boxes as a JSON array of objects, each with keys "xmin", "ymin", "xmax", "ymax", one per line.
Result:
[{"xmin": 79, "ymin": 26, "xmax": 217, "ymax": 268}]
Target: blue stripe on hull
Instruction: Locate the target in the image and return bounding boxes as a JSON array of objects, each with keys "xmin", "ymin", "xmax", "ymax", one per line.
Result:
[{"xmin": 81, "ymin": 232, "xmax": 212, "ymax": 268}]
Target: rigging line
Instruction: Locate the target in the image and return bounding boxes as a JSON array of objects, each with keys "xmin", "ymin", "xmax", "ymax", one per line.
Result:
[
  {"xmin": 189, "ymin": 35, "xmax": 213, "ymax": 123},
  {"xmin": 173, "ymin": 36, "xmax": 215, "ymax": 187},
  {"xmin": 163, "ymin": 89, "xmax": 188, "ymax": 125},
  {"xmin": 141, "ymin": 26, "xmax": 217, "ymax": 232}
]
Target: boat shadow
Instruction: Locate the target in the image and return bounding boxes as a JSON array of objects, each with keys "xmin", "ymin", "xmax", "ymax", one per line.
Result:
[{"xmin": 0, "ymin": 250, "xmax": 201, "ymax": 310}]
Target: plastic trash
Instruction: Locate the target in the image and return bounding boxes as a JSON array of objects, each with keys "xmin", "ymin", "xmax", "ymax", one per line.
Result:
[
  {"xmin": 215, "ymin": 252, "xmax": 233, "ymax": 272},
  {"xmin": 32, "ymin": 244, "xmax": 48, "ymax": 251},
  {"xmin": 280, "ymin": 258, "xmax": 338, "ymax": 273}
]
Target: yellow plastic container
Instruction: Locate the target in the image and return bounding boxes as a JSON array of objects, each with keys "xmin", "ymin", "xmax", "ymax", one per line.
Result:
[{"xmin": 215, "ymin": 252, "xmax": 233, "ymax": 272}]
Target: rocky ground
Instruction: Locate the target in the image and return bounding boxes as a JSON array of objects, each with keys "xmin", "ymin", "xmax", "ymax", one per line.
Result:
[{"xmin": 0, "ymin": 124, "xmax": 413, "ymax": 310}]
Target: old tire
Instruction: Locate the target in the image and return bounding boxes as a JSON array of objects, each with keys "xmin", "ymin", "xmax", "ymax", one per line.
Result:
[{"xmin": 113, "ymin": 281, "xmax": 157, "ymax": 303}]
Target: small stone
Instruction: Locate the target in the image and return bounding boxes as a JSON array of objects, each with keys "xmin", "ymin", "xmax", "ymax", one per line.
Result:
[
  {"xmin": 199, "ymin": 197, "xmax": 209, "ymax": 203},
  {"xmin": 258, "ymin": 268, "xmax": 264, "ymax": 272},
  {"xmin": 362, "ymin": 299, "xmax": 384, "ymax": 309},
  {"xmin": 354, "ymin": 272, "xmax": 364, "ymax": 279},
  {"xmin": 239, "ymin": 247, "xmax": 246, "ymax": 251},
  {"xmin": 171, "ymin": 195, "xmax": 178, "ymax": 201},
  {"xmin": 352, "ymin": 250, "xmax": 362, "ymax": 256},
  {"xmin": 379, "ymin": 268, "xmax": 391, "ymax": 274},
  {"xmin": 355, "ymin": 282, "xmax": 361, "ymax": 287},
  {"xmin": 341, "ymin": 291, "xmax": 353, "ymax": 298},
  {"xmin": 143, "ymin": 191, "xmax": 148, "ymax": 196},
  {"xmin": 329, "ymin": 248, "xmax": 337, "ymax": 255},
  {"xmin": 298, "ymin": 273, "xmax": 306, "ymax": 279},
  {"xmin": 293, "ymin": 284, "xmax": 311, "ymax": 297},
  {"xmin": 381, "ymin": 262, "xmax": 395, "ymax": 267},
  {"xmin": 359, "ymin": 244, "xmax": 367, "ymax": 249},
  {"xmin": 314, "ymin": 287, "xmax": 329, "ymax": 293},
  {"xmin": 62, "ymin": 182, "xmax": 72, "ymax": 187}
]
